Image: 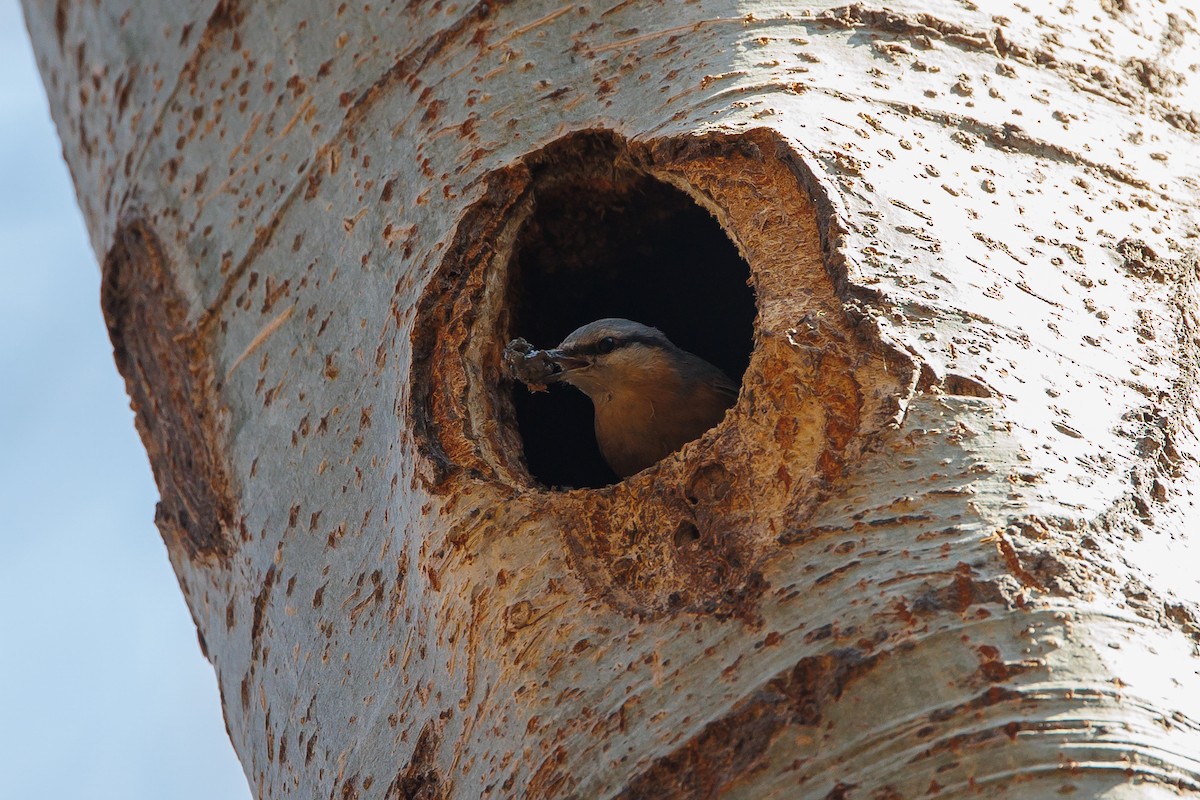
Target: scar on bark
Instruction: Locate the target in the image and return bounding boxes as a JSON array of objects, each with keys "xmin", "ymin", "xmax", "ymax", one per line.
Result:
[
  {"xmin": 384, "ymin": 722, "xmax": 445, "ymax": 800},
  {"xmin": 610, "ymin": 649, "xmax": 879, "ymax": 799},
  {"xmin": 101, "ymin": 219, "xmax": 236, "ymax": 559}
]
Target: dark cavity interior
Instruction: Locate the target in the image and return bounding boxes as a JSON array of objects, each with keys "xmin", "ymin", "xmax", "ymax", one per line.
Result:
[{"xmin": 506, "ymin": 136, "xmax": 755, "ymax": 489}]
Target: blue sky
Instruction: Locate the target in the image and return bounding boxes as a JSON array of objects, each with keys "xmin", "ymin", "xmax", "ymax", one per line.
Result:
[{"xmin": 0, "ymin": 4, "xmax": 251, "ymax": 797}]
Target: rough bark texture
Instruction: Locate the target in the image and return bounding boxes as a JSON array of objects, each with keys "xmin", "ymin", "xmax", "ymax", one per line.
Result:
[{"xmin": 25, "ymin": 0, "xmax": 1200, "ymax": 797}]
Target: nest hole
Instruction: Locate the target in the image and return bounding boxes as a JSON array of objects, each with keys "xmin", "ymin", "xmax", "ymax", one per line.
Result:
[{"xmin": 506, "ymin": 135, "xmax": 756, "ymax": 489}]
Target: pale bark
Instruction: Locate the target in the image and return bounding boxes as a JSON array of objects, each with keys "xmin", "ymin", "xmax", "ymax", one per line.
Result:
[{"xmin": 25, "ymin": 0, "xmax": 1200, "ymax": 797}]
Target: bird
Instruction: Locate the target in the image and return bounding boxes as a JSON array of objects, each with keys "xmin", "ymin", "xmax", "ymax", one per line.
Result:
[{"xmin": 542, "ymin": 318, "xmax": 738, "ymax": 478}]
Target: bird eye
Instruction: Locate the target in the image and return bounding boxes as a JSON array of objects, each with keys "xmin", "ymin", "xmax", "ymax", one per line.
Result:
[{"xmin": 597, "ymin": 336, "xmax": 616, "ymax": 354}]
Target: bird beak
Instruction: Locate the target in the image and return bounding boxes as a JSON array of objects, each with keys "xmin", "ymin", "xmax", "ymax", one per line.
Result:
[{"xmin": 544, "ymin": 349, "xmax": 590, "ymax": 381}]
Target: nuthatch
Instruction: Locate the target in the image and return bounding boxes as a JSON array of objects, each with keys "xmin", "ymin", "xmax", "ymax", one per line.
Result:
[{"xmin": 541, "ymin": 318, "xmax": 738, "ymax": 478}]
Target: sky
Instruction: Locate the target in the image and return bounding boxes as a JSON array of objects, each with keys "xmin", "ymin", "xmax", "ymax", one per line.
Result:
[{"xmin": 0, "ymin": 3, "xmax": 252, "ymax": 797}]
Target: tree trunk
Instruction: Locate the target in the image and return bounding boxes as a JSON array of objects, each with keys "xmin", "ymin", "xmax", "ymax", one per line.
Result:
[{"xmin": 25, "ymin": 0, "xmax": 1200, "ymax": 797}]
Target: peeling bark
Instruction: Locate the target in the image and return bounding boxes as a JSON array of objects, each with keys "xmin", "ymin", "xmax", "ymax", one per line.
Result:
[{"xmin": 25, "ymin": 0, "xmax": 1200, "ymax": 798}]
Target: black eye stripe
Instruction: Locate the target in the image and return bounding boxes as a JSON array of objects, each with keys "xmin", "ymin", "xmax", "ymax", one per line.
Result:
[{"xmin": 568, "ymin": 334, "xmax": 668, "ymax": 356}]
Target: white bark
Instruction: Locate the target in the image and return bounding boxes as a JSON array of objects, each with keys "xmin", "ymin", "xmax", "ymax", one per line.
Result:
[{"xmin": 25, "ymin": 0, "xmax": 1200, "ymax": 797}]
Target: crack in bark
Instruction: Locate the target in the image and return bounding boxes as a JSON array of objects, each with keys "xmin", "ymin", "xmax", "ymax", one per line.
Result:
[
  {"xmin": 110, "ymin": 0, "xmax": 499, "ymax": 339},
  {"xmin": 989, "ymin": 528, "xmax": 1049, "ymax": 593},
  {"xmin": 816, "ymin": 3, "xmax": 1195, "ymax": 133},
  {"xmin": 817, "ymin": 4, "xmax": 1002, "ymax": 58},
  {"xmin": 113, "ymin": 0, "xmax": 247, "ymax": 224},
  {"xmin": 250, "ymin": 564, "xmax": 278, "ymax": 661},
  {"xmin": 1090, "ymin": 244, "xmax": 1200, "ymax": 642},
  {"xmin": 341, "ymin": 1, "xmax": 498, "ymax": 132},
  {"xmin": 197, "ymin": 0, "xmax": 498, "ymax": 332},
  {"xmin": 873, "ymin": 101, "xmax": 1152, "ymax": 191}
]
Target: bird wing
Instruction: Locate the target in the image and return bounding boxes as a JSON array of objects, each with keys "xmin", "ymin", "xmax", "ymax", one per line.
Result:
[
  {"xmin": 711, "ymin": 373, "xmax": 740, "ymax": 402},
  {"xmin": 683, "ymin": 352, "xmax": 739, "ymax": 403}
]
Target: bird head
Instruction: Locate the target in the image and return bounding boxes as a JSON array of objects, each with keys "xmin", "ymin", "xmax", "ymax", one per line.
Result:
[{"xmin": 545, "ymin": 318, "xmax": 676, "ymax": 399}]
